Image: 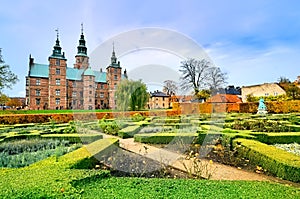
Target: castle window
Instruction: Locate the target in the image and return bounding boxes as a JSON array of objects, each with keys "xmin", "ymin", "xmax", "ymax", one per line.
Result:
[
  {"xmin": 73, "ymin": 81, "xmax": 76, "ymax": 87},
  {"xmin": 26, "ymin": 78, "xmax": 29, "ymax": 86},
  {"xmin": 100, "ymin": 92, "xmax": 104, "ymax": 98},
  {"xmin": 72, "ymin": 91, "xmax": 76, "ymax": 97},
  {"xmin": 89, "ymin": 85, "xmax": 92, "ymax": 88},
  {"xmin": 26, "ymin": 89, "xmax": 29, "ymax": 97},
  {"xmin": 274, "ymin": 92, "xmax": 278, "ymax": 96},
  {"xmin": 89, "ymin": 91, "xmax": 92, "ymax": 94},
  {"xmin": 55, "ymin": 59, "xmax": 60, "ymax": 66},
  {"xmin": 36, "ymin": 98, "xmax": 40, "ymax": 105},
  {"xmin": 265, "ymin": 93, "xmax": 269, "ymax": 96},
  {"xmin": 36, "ymin": 79, "xmax": 40, "ymax": 85},
  {"xmin": 56, "ymin": 79, "xmax": 60, "ymax": 85},
  {"xmin": 89, "ymin": 98, "xmax": 92, "ymax": 102},
  {"xmin": 89, "ymin": 76, "xmax": 92, "ymax": 80},
  {"xmin": 114, "ymin": 83, "xmax": 117, "ymax": 89},
  {"xmin": 114, "ymin": 75, "xmax": 117, "ymax": 80},
  {"xmin": 35, "ymin": 89, "xmax": 40, "ymax": 96},
  {"xmin": 56, "ymin": 68, "xmax": 60, "ymax": 75},
  {"xmin": 114, "ymin": 69, "xmax": 118, "ymax": 74},
  {"xmin": 100, "ymin": 84, "xmax": 104, "ymax": 89},
  {"xmin": 55, "ymin": 98, "xmax": 60, "ymax": 105},
  {"xmin": 55, "ymin": 89, "xmax": 60, "ymax": 96}
]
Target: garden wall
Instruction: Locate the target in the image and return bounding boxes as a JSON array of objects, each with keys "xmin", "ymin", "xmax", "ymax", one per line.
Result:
[
  {"xmin": 0, "ymin": 110, "xmax": 181, "ymax": 124},
  {"xmin": 173, "ymin": 100, "xmax": 300, "ymax": 114}
]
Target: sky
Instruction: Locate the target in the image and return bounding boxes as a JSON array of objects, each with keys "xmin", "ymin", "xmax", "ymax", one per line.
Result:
[{"xmin": 1, "ymin": 0, "xmax": 300, "ymax": 97}]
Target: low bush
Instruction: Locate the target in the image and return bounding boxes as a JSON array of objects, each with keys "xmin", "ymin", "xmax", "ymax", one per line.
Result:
[
  {"xmin": 98, "ymin": 119, "xmax": 120, "ymax": 135},
  {"xmin": 131, "ymin": 113, "xmax": 145, "ymax": 122},
  {"xmin": 118, "ymin": 125, "xmax": 142, "ymax": 138},
  {"xmin": 134, "ymin": 132, "xmax": 198, "ymax": 144},
  {"xmin": 253, "ymin": 132, "xmax": 300, "ymax": 144},
  {"xmin": 41, "ymin": 134, "xmax": 103, "ymax": 144},
  {"xmin": 233, "ymin": 138, "xmax": 300, "ymax": 182}
]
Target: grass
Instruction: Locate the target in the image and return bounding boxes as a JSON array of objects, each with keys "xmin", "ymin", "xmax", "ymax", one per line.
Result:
[{"xmin": 75, "ymin": 177, "xmax": 300, "ymax": 199}]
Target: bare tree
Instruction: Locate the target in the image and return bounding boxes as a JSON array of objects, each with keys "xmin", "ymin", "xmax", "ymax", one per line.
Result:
[
  {"xmin": 163, "ymin": 80, "xmax": 177, "ymax": 95},
  {"xmin": 0, "ymin": 49, "xmax": 18, "ymax": 92},
  {"xmin": 207, "ymin": 67, "xmax": 227, "ymax": 93},
  {"xmin": 179, "ymin": 58, "xmax": 211, "ymax": 95}
]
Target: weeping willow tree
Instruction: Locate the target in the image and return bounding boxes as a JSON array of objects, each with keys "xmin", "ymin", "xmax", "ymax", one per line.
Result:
[{"xmin": 115, "ymin": 79, "xmax": 149, "ymax": 111}]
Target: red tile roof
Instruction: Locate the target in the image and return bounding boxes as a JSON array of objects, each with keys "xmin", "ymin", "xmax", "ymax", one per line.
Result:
[{"xmin": 206, "ymin": 94, "xmax": 242, "ymax": 103}]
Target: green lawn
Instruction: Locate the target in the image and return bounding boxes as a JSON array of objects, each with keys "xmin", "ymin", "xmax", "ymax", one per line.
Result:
[{"xmin": 77, "ymin": 177, "xmax": 300, "ymax": 199}]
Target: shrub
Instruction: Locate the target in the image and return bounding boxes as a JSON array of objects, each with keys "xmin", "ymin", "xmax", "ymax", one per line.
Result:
[
  {"xmin": 98, "ymin": 119, "xmax": 119, "ymax": 135},
  {"xmin": 118, "ymin": 125, "xmax": 142, "ymax": 138},
  {"xmin": 131, "ymin": 113, "xmax": 145, "ymax": 122},
  {"xmin": 233, "ymin": 138, "xmax": 300, "ymax": 182},
  {"xmin": 254, "ymin": 133, "xmax": 300, "ymax": 144},
  {"xmin": 134, "ymin": 132, "xmax": 198, "ymax": 144}
]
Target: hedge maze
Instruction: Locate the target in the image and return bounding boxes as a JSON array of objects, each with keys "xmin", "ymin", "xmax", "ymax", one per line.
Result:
[{"xmin": 0, "ymin": 112, "xmax": 300, "ymax": 197}]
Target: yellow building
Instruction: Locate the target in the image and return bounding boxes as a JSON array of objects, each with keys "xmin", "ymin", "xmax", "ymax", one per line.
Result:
[
  {"xmin": 241, "ymin": 83, "xmax": 286, "ymax": 102},
  {"xmin": 148, "ymin": 91, "xmax": 170, "ymax": 109}
]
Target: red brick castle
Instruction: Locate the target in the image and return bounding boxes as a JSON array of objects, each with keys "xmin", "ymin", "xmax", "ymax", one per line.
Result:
[{"xmin": 25, "ymin": 26, "xmax": 127, "ymax": 110}]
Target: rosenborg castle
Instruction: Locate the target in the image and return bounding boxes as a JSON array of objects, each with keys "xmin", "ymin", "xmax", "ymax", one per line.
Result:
[{"xmin": 25, "ymin": 27, "xmax": 127, "ymax": 110}]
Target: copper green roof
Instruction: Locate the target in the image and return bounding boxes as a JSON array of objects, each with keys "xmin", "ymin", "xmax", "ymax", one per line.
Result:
[
  {"xmin": 83, "ymin": 68, "xmax": 95, "ymax": 76},
  {"xmin": 29, "ymin": 63, "xmax": 107, "ymax": 83},
  {"xmin": 29, "ymin": 63, "xmax": 49, "ymax": 78},
  {"xmin": 66, "ymin": 68, "xmax": 84, "ymax": 80},
  {"xmin": 94, "ymin": 71, "xmax": 106, "ymax": 83}
]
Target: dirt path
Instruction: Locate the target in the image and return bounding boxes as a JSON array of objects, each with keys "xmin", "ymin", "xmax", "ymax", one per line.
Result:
[
  {"xmin": 93, "ymin": 132, "xmax": 300, "ymax": 186},
  {"xmin": 119, "ymin": 138, "xmax": 269, "ymax": 181}
]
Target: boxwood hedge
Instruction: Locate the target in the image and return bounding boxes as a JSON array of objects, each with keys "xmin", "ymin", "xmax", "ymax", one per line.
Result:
[{"xmin": 233, "ymin": 138, "xmax": 300, "ymax": 182}]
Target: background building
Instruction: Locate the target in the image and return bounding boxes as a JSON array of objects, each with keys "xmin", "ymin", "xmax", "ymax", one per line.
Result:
[
  {"xmin": 25, "ymin": 28, "xmax": 127, "ymax": 110},
  {"xmin": 241, "ymin": 83, "xmax": 286, "ymax": 102}
]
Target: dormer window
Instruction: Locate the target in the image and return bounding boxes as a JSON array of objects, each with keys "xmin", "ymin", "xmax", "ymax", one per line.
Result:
[{"xmin": 55, "ymin": 59, "xmax": 60, "ymax": 66}]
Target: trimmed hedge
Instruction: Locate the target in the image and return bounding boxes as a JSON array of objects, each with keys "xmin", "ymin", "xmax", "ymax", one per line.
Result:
[
  {"xmin": 134, "ymin": 132, "xmax": 198, "ymax": 144},
  {"xmin": 233, "ymin": 138, "xmax": 300, "ymax": 182},
  {"xmin": 118, "ymin": 125, "xmax": 142, "ymax": 138},
  {"xmin": 253, "ymin": 132, "xmax": 300, "ymax": 144},
  {"xmin": 41, "ymin": 134, "xmax": 103, "ymax": 144}
]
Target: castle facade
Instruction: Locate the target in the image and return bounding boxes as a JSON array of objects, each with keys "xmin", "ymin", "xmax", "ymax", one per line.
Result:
[{"xmin": 25, "ymin": 27, "xmax": 127, "ymax": 110}]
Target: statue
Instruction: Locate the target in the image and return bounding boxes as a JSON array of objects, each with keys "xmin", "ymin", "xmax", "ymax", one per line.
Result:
[{"xmin": 257, "ymin": 98, "xmax": 267, "ymax": 114}]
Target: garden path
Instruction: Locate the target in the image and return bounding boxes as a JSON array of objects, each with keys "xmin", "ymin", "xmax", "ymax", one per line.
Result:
[{"xmin": 96, "ymin": 132, "xmax": 270, "ymax": 181}]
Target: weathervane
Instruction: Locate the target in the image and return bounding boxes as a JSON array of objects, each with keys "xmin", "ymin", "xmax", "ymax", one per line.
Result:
[{"xmin": 55, "ymin": 28, "xmax": 59, "ymax": 39}]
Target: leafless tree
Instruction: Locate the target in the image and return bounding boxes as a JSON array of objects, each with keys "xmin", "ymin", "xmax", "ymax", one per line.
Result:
[
  {"xmin": 206, "ymin": 67, "xmax": 227, "ymax": 93},
  {"xmin": 163, "ymin": 80, "xmax": 178, "ymax": 95},
  {"xmin": 179, "ymin": 58, "xmax": 211, "ymax": 95}
]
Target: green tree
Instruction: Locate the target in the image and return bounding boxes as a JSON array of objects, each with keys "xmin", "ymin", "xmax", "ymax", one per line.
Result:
[
  {"xmin": 286, "ymin": 84, "xmax": 300, "ymax": 100},
  {"xmin": 196, "ymin": 89, "xmax": 211, "ymax": 101},
  {"xmin": 0, "ymin": 93, "xmax": 9, "ymax": 106},
  {"xmin": 115, "ymin": 79, "xmax": 149, "ymax": 111}
]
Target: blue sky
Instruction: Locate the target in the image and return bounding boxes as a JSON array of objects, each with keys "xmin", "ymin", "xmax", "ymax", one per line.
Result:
[{"xmin": 1, "ymin": 0, "xmax": 300, "ymax": 96}]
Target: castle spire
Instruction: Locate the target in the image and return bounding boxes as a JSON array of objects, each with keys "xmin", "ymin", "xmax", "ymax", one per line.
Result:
[
  {"xmin": 111, "ymin": 42, "xmax": 117, "ymax": 64},
  {"xmin": 77, "ymin": 23, "xmax": 87, "ymax": 56},
  {"xmin": 50, "ymin": 28, "xmax": 65, "ymax": 59}
]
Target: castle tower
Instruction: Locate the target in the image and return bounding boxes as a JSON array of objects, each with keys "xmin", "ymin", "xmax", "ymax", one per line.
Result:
[
  {"xmin": 74, "ymin": 23, "xmax": 89, "ymax": 70},
  {"xmin": 48, "ymin": 29, "xmax": 67, "ymax": 109},
  {"xmin": 82, "ymin": 67, "xmax": 95, "ymax": 110},
  {"xmin": 106, "ymin": 44, "xmax": 122, "ymax": 109}
]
